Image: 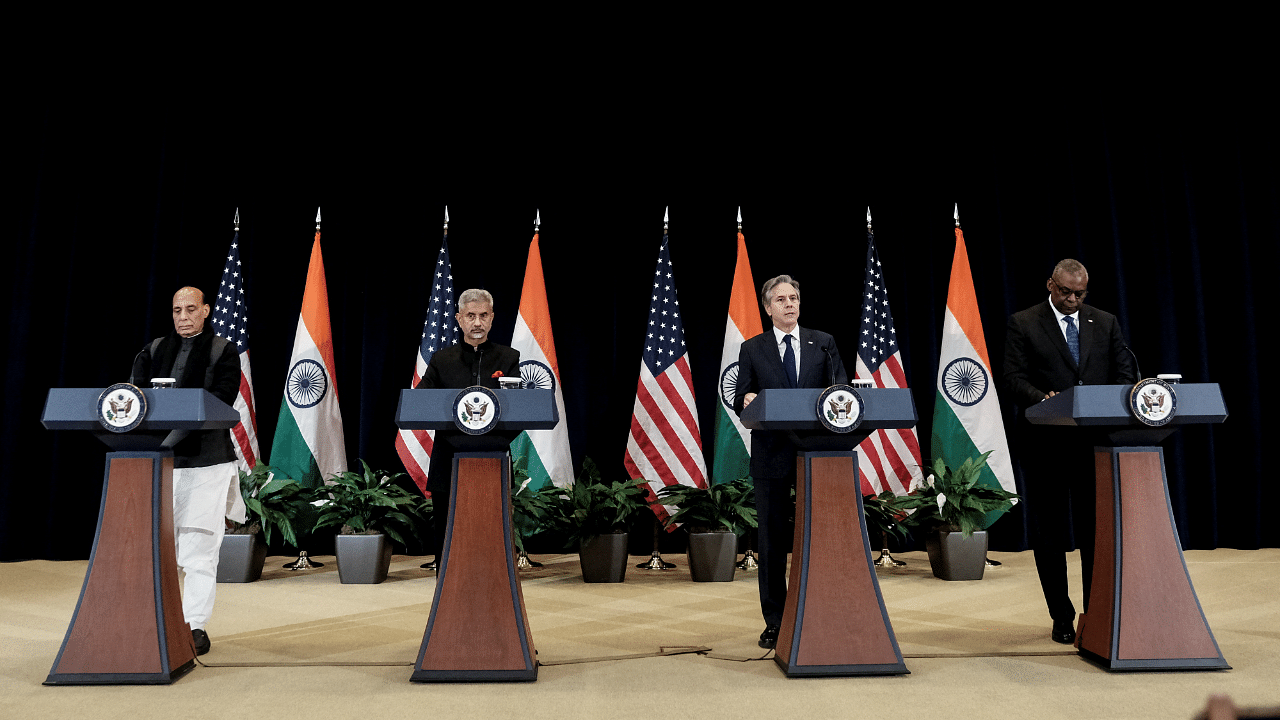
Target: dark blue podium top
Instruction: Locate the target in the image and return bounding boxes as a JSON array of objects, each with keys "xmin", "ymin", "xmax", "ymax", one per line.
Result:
[
  {"xmin": 739, "ymin": 388, "xmax": 917, "ymax": 431},
  {"xmin": 1023, "ymin": 383, "xmax": 1227, "ymax": 446},
  {"xmin": 395, "ymin": 389, "xmax": 559, "ymax": 431},
  {"xmin": 42, "ymin": 388, "xmax": 239, "ymax": 452}
]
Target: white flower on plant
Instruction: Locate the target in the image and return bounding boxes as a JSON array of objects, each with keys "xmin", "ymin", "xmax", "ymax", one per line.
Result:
[{"xmin": 936, "ymin": 492, "xmax": 947, "ymax": 511}]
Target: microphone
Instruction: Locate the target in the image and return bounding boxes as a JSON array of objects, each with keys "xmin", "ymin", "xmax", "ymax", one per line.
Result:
[
  {"xmin": 1122, "ymin": 344, "xmax": 1142, "ymax": 382},
  {"xmin": 822, "ymin": 345, "xmax": 836, "ymax": 386}
]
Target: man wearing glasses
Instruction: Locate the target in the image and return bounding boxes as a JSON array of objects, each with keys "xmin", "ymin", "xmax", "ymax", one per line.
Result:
[{"xmin": 1004, "ymin": 259, "xmax": 1137, "ymax": 645}]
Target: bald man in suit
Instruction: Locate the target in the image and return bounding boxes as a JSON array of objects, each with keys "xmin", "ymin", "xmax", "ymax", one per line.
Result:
[
  {"xmin": 734, "ymin": 274, "xmax": 847, "ymax": 649},
  {"xmin": 1004, "ymin": 259, "xmax": 1137, "ymax": 645}
]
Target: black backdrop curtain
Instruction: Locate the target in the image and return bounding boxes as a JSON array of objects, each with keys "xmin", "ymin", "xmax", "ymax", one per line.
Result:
[{"xmin": 4, "ymin": 103, "xmax": 1274, "ymax": 560}]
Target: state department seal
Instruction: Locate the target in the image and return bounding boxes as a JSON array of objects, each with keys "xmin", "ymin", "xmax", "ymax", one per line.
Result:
[
  {"xmin": 1130, "ymin": 378, "xmax": 1177, "ymax": 427},
  {"xmin": 454, "ymin": 386, "xmax": 501, "ymax": 435},
  {"xmin": 97, "ymin": 382, "xmax": 148, "ymax": 433},
  {"xmin": 817, "ymin": 384, "xmax": 864, "ymax": 433}
]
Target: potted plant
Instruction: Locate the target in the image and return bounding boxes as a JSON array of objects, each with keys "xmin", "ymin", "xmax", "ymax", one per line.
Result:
[
  {"xmin": 892, "ymin": 451, "xmax": 1019, "ymax": 581},
  {"xmin": 218, "ymin": 464, "xmax": 310, "ymax": 583},
  {"xmin": 312, "ymin": 460, "xmax": 427, "ymax": 584},
  {"xmin": 510, "ymin": 454, "xmax": 556, "ymax": 565},
  {"xmin": 546, "ymin": 458, "xmax": 647, "ymax": 583},
  {"xmin": 654, "ymin": 478, "xmax": 757, "ymax": 582}
]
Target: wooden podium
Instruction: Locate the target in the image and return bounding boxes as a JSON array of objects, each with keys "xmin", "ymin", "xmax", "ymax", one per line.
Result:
[
  {"xmin": 395, "ymin": 388, "xmax": 558, "ymax": 683},
  {"xmin": 40, "ymin": 388, "xmax": 239, "ymax": 685},
  {"xmin": 741, "ymin": 388, "xmax": 916, "ymax": 677},
  {"xmin": 1025, "ymin": 383, "xmax": 1230, "ymax": 671}
]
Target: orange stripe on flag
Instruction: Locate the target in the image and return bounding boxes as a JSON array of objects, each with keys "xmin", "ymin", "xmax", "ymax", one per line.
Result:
[
  {"xmin": 728, "ymin": 232, "xmax": 763, "ymax": 339},
  {"xmin": 300, "ymin": 231, "xmax": 340, "ymax": 394},
  {"xmin": 946, "ymin": 228, "xmax": 991, "ymax": 370},
  {"xmin": 519, "ymin": 233, "xmax": 560, "ymax": 378}
]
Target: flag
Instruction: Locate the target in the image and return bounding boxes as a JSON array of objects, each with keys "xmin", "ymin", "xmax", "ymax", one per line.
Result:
[
  {"xmin": 211, "ymin": 226, "xmax": 260, "ymax": 471},
  {"xmin": 509, "ymin": 232, "xmax": 573, "ymax": 490},
  {"xmin": 931, "ymin": 225, "xmax": 1016, "ymax": 526},
  {"xmin": 270, "ymin": 223, "xmax": 347, "ymax": 488},
  {"xmin": 711, "ymin": 230, "xmax": 761, "ymax": 485},
  {"xmin": 855, "ymin": 231, "xmax": 924, "ymax": 496},
  {"xmin": 394, "ymin": 235, "xmax": 459, "ymax": 495},
  {"xmin": 624, "ymin": 234, "xmax": 708, "ymax": 522}
]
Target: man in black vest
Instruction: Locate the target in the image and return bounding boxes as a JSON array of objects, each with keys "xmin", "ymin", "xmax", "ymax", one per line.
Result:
[
  {"xmin": 1004, "ymin": 259, "xmax": 1137, "ymax": 645},
  {"xmin": 416, "ymin": 288, "xmax": 520, "ymax": 564},
  {"xmin": 733, "ymin": 275, "xmax": 847, "ymax": 649},
  {"xmin": 131, "ymin": 286, "xmax": 245, "ymax": 656}
]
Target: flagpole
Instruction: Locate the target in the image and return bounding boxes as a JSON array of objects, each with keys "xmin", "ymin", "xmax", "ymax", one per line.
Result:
[
  {"xmin": 514, "ymin": 207, "xmax": 546, "ymax": 572},
  {"xmin": 732, "ymin": 206, "xmax": 760, "ymax": 573},
  {"xmin": 638, "ymin": 206, "xmax": 678, "ymax": 572},
  {"xmin": 283, "ymin": 205, "xmax": 330, "ymax": 572}
]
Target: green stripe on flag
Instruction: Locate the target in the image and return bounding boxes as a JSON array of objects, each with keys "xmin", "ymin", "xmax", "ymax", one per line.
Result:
[
  {"xmin": 711, "ymin": 403, "xmax": 751, "ymax": 486},
  {"xmin": 271, "ymin": 401, "xmax": 321, "ymax": 488},
  {"xmin": 510, "ymin": 431, "xmax": 552, "ymax": 491},
  {"xmin": 931, "ymin": 394, "xmax": 1010, "ymax": 529}
]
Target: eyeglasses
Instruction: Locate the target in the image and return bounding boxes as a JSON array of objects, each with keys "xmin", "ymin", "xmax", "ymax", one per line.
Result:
[{"xmin": 1051, "ymin": 279, "xmax": 1088, "ymax": 300}]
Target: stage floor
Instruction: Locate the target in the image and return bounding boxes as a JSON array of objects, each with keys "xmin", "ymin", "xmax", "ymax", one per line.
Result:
[{"xmin": 3, "ymin": 549, "xmax": 1277, "ymax": 719}]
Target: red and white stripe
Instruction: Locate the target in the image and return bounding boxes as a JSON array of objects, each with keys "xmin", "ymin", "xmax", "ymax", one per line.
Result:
[
  {"xmin": 395, "ymin": 350, "xmax": 435, "ymax": 495},
  {"xmin": 855, "ymin": 351, "xmax": 923, "ymax": 496},
  {"xmin": 230, "ymin": 350, "xmax": 260, "ymax": 470},
  {"xmin": 624, "ymin": 356, "xmax": 707, "ymax": 521}
]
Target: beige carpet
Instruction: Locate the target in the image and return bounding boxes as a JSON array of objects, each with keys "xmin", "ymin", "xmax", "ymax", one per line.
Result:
[{"xmin": 3, "ymin": 549, "xmax": 1277, "ymax": 719}]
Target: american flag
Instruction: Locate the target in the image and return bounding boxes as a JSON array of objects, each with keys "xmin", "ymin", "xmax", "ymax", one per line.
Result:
[
  {"xmin": 395, "ymin": 234, "xmax": 459, "ymax": 495},
  {"xmin": 855, "ymin": 230, "xmax": 923, "ymax": 496},
  {"xmin": 212, "ymin": 225, "xmax": 260, "ymax": 470},
  {"xmin": 624, "ymin": 233, "xmax": 708, "ymax": 521}
]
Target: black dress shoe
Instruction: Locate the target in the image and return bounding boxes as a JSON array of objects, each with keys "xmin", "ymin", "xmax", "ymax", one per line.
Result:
[
  {"xmin": 758, "ymin": 625, "xmax": 780, "ymax": 649},
  {"xmin": 192, "ymin": 629, "xmax": 211, "ymax": 656},
  {"xmin": 1051, "ymin": 617, "xmax": 1076, "ymax": 645}
]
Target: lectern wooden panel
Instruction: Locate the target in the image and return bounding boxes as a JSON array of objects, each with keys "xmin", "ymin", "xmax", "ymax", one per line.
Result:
[
  {"xmin": 41, "ymin": 388, "xmax": 238, "ymax": 685},
  {"xmin": 741, "ymin": 388, "xmax": 914, "ymax": 677},
  {"xmin": 1025, "ymin": 384, "xmax": 1229, "ymax": 672},
  {"xmin": 412, "ymin": 453, "xmax": 537, "ymax": 682},
  {"xmin": 774, "ymin": 452, "xmax": 907, "ymax": 676}
]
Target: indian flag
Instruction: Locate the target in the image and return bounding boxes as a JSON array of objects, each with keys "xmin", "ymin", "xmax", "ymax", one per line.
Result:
[
  {"xmin": 270, "ymin": 222, "xmax": 347, "ymax": 488},
  {"xmin": 711, "ymin": 230, "xmax": 762, "ymax": 485},
  {"xmin": 931, "ymin": 225, "xmax": 1015, "ymax": 526},
  {"xmin": 509, "ymin": 232, "xmax": 573, "ymax": 490}
]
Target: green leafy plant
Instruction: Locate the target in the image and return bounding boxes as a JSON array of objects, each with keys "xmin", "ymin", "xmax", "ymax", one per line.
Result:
[
  {"xmin": 862, "ymin": 490, "xmax": 911, "ymax": 544},
  {"xmin": 230, "ymin": 463, "xmax": 311, "ymax": 547},
  {"xmin": 510, "ymin": 453, "xmax": 556, "ymax": 553},
  {"xmin": 892, "ymin": 451, "xmax": 1020, "ymax": 536},
  {"xmin": 544, "ymin": 458, "xmax": 647, "ymax": 546},
  {"xmin": 654, "ymin": 477, "xmax": 757, "ymax": 535},
  {"xmin": 312, "ymin": 460, "xmax": 428, "ymax": 546}
]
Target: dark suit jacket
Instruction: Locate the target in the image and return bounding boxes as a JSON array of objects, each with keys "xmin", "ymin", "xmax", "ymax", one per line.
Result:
[
  {"xmin": 1003, "ymin": 301, "xmax": 1137, "ymax": 411},
  {"xmin": 733, "ymin": 327, "xmax": 848, "ymax": 479}
]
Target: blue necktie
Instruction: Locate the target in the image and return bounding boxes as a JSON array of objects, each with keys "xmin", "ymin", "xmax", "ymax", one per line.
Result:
[
  {"xmin": 783, "ymin": 335, "xmax": 798, "ymax": 388},
  {"xmin": 1064, "ymin": 315, "xmax": 1080, "ymax": 365}
]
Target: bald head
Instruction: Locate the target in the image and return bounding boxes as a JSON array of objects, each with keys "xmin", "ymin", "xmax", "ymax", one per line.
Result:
[{"xmin": 172, "ymin": 287, "xmax": 210, "ymax": 337}]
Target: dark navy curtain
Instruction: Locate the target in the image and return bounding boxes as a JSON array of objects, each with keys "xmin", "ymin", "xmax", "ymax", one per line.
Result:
[{"xmin": 4, "ymin": 104, "xmax": 1273, "ymax": 560}]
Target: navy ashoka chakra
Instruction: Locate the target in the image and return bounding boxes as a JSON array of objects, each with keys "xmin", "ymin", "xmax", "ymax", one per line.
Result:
[
  {"xmin": 287, "ymin": 358, "xmax": 329, "ymax": 409},
  {"xmin": 941, "ymin": 357, "xmax": 989, "ymax": 407},
  {"xmin": 720, "ymin": 362, "xmax": 740, "ymax": 408},
  {"xmin": 519, "ymin": 360, "xmax": 555, "ymax": 391}
]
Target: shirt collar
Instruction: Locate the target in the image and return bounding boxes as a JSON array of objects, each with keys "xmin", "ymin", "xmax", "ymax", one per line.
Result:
[
  {"xmin": 1048, "ymin": 297, "xmax": 1078, "ymax": 324},
  {"xmin": 772, "ymin": 325, "xmax": 800, "ymax": 345}
]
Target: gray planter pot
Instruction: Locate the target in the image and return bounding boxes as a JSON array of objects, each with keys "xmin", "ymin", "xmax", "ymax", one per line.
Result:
[
  {"xmin": 335, "ymin": 533, "xmax": 393, "ymax": 584},
  {"xmin": 217, "ymin": 531, "xmax": 268, "ymax": 583},
  {"xmin": 579, "ymin": 532, "xmax": 628, "ymax": 583},
  {"xmin": 925, "ymin": 529, "xmax": 988, "ymax": 581},
  {"xmin": 688, "ymin": 531, "xmax": 737, "ymax": 582}
]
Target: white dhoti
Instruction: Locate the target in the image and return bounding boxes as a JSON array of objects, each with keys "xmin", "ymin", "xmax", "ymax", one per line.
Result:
[{"xmin": 173, "ymin": 461, "xmax": 243, "ymax": 630}]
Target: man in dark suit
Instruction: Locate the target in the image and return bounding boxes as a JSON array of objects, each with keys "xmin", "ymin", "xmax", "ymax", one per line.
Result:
[
  {"xmin": 416, "ymin": 288, "xmax": 520, "ymax": 566},
  {"xmin": 734, "ymin": 274, "xmax": 847, "ymax": 649},
  {"xmin": 1003, "ymin": 259, "xmax": 1137, "ymax": 644}
]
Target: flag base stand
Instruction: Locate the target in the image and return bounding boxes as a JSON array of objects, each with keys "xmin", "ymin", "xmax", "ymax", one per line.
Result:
[
  {"xmin": 985, "ymin": 557, "xmax": 1002, "ymax": 568},
  {"xmin": 515, "ymin": 550, "xmax": 542, "ymax": 569},
  {"xmin": 636, "ymin": 551, "xmax": 676, "ymax": 570},
  {"xmin": 873, "ymin": 548, "xmax": 907, "ymax": 568},
  {"xmin": 283, "ymin": 551, "xmax": 323, "ymax": 570},
  {"xmin": 736, "ymin": 550, "xmax": 759, "ymax": 570}
]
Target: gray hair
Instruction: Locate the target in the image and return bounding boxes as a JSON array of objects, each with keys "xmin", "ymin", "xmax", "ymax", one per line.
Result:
[
  {"xmin": 760, "ymin": 275, "xmax": 800, "ymax": 309},
  {"xmin": 457, "ymin": 288, "xmax": 494, "ymax": 309},
  {"xmin": 1052, "ymin": 259, "xmax": 1088, "ymax": 282}
]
